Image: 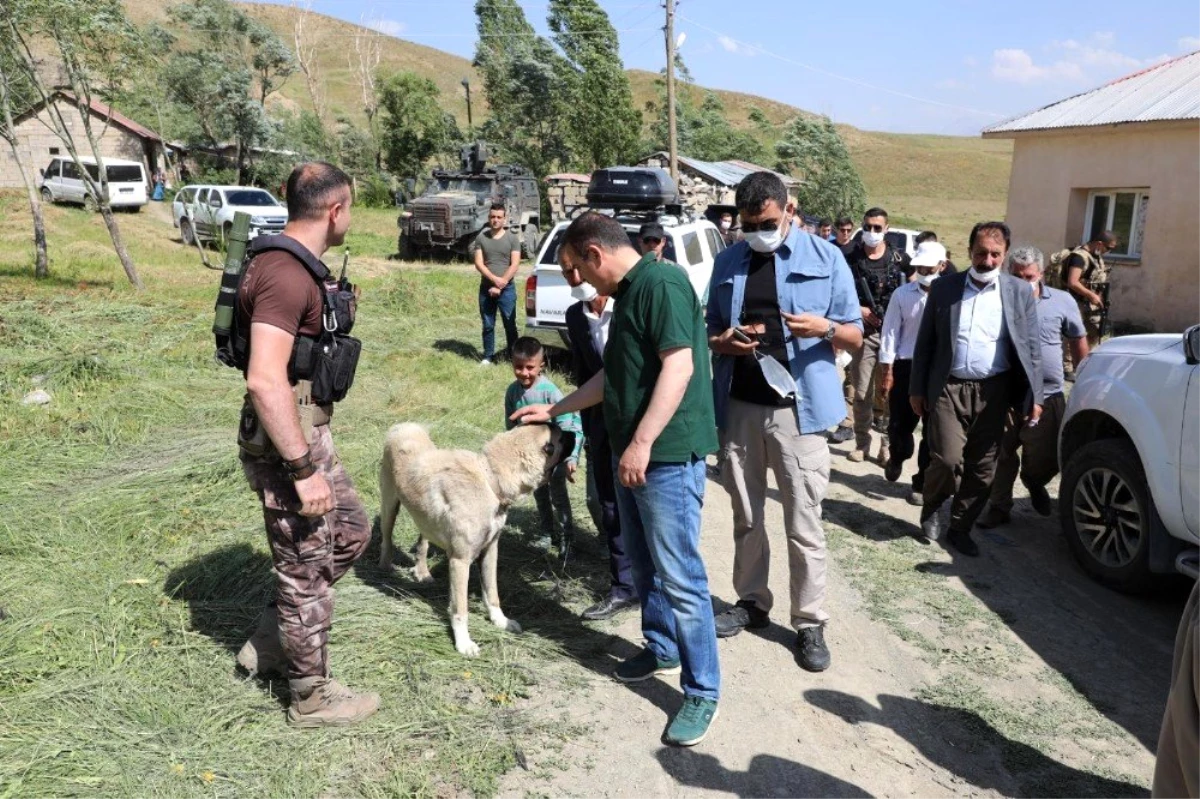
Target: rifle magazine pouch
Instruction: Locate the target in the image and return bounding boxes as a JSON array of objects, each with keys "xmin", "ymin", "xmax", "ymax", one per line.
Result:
[
  {"xmin": 237, "ymin": 396, "xmax": 272, "ymax": 458},
  {"xmin": 310, "ymin": 335, "xmax": 361, "ymax": 404}
]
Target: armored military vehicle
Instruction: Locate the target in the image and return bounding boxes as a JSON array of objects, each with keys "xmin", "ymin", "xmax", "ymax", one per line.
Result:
[{"xmin": 397, "ymin": 142, "xmax": 541, "ymax": 261}]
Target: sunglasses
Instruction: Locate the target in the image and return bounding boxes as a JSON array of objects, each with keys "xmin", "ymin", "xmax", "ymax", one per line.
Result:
[
  {"xmin": 863, "ymin": 223, "xmax": 885, "ymax": 233},
  {"xmin": 642, "ymin": 237, "xmax": 662, "ymax": 246},
  {"xmin": 740, "ymin": 217, "xmax": 786, "ymax": 234}
]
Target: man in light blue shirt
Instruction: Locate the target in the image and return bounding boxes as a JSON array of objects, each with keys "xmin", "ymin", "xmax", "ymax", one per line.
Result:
[{"xmin": 706, "ymin": 172, "xmax": 863, "ymax": 672}]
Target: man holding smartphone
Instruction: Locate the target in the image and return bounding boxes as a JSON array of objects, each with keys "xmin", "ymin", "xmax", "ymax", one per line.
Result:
[{"xmin": 706, "ymin": 172, "xmax": 863, "ymax": 672}]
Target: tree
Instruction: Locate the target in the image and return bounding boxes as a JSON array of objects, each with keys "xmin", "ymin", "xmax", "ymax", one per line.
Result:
[
  {"xmin": 473, "ymin": 0, "xmax": 572, "ymax": 178},
  {"xmin": 547, "ymin": 0, "xmax": 640, "ymax": 170},
  {"xmin": 163, "ymin": 0, "xmax": 292, "ymax": 183},
  {"xmin": 0, "ymin": 33, "xmax": 49, "ymax": 278},
  {"xmin": 775, "ymin": 116, "xmax": 866, "ymax": 221},
  {"xmin": 642, "ymin": 58, "xmax": 764, "ymax": 164},
  {"xmin": 292, "ymin": 2, "xmax": 328, "ymax": 130},
  {"xmin": 376, "ymin": 72, "xmax": 457, "ymax": 181},
  {"xmin": 4, "ymin": 0, "xmax": 145, "ymax": 288},
  {"xmin": 349, "ymin": 22, "xmax": 382, "ymax": 168}
]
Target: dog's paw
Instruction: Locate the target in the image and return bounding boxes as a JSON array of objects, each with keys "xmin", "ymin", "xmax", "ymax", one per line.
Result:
[
  {"xmin": 504, "ymin": 619, "xmax": 522, "ymax": 634},
  {"xmin": 489, "ymin": 608, "xmax": 522, "ymax": 634},
  {"xmin": 455, "ymin": 639, "xmax": 481, "ymax": 658},
  {"xmin": 414, "ymin": 570, "xmax": 434, "ymax": 584}
]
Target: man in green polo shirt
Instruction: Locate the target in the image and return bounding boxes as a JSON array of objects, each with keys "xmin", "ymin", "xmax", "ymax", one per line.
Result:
[{"xmin": 511, "ymin": 212, "xmax": 721, "ymax": 748}]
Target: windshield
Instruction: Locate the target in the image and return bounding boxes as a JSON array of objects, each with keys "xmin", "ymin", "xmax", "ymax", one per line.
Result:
[
  {"xmin": 227, "ymin": 190, "xmax": 279, "ymax": 207},
  {"xmin": 539, "ymin": 229, "xmax": 678, "ymax": 265},
  {"xmin": 433, "ymin": 178, "xmax": 495, "ymax": 196}
]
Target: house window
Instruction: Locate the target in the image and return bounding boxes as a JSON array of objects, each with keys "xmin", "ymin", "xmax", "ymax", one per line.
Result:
[
  {"xmin": 1084, "ymin": 189, "xmax": 1149, "ymax": 258},
  {"xmin": 49, "ymin": 147, "xmax": 60, "ymax": 155}
]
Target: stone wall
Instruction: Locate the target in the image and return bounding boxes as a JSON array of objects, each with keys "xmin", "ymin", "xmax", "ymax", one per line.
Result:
[
  {"xmin": 546, "ymin": 178, "xmax": 590, "ymax": 223},
  {"xmin": 0, "ymin": 102, "xmax": 154, "ymax": 189}
]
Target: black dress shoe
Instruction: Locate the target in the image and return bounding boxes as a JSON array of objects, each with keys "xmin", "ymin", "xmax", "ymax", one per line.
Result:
[
  {"xmin": 884, "ymin": 459, "xmax": 902, "ymax": 482},
  {"xmin": 581, "ymin": 594, "xmax": 638, "ymax": 621},
  {"xmin": 947, "ymin": 528, "xmax": 980, "ymax": 557},
  {"xmin": 714, "ymin": 600, "xmax": 769, "ymax": 638},
  {"xmin": 796, "ymin": 626, "xmax": 831, "ymax": 672},
  {"xmin": 1026, "ymin": 482, "xmax": 1053, "ymax": 516}
]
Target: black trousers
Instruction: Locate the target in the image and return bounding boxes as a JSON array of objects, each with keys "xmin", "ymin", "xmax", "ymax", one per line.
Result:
[
  {"xmin": 887, "ymin": 359, "xmax": 930, "ymax": 491},
  {"xmin": 587, "ymin": 434, "xmax": 635, "ymax": 600}
]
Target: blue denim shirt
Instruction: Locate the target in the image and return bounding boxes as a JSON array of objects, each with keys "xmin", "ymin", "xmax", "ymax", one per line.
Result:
[{"xmin": 706, "ymin": 228, "xmax": 863, "ymax": 434}]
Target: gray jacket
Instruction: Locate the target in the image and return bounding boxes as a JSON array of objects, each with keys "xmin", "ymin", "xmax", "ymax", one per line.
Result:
[{"xmin": 910, "ymin": 270, "xmax": 1043, "ymax": 410}]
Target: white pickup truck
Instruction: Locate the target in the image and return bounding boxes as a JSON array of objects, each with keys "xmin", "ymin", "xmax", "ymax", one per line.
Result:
[
  {"xmin": 524, "ymin": 213, "xmax": 728, "ymax": 348},
  {"xmin": 172, "ymin": 184, "xmax": 288, "ymax": 246},
  {"xmin": 1059, "ymin": 325, "xmax": 1200, "ymax": 590}
]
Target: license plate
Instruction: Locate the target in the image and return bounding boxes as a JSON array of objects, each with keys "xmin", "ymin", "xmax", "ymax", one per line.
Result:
[{"xmin": 119, "ymin": 188, "xmax": 133, "ymax": 193}]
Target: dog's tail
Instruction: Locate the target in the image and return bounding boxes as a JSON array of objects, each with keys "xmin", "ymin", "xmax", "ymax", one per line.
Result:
[{"xmin": 384, "ymin": 422, "xmax": 435, "ymax": 464}]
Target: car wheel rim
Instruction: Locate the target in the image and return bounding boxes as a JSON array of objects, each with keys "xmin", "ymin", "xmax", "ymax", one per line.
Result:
[{"xmin": 1073, "ymin": 467, "xmax": 1143, "ymax": 569}]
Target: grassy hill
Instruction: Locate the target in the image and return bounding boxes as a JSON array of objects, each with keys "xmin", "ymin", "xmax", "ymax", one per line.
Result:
[{"xmin": 122, "ymin": 0, "xmax": 1011, "ymax": 251}]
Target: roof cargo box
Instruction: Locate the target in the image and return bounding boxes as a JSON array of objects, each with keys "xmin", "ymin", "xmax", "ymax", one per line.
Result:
[{"xmin": 587, "ymin": 167, "xmax": 678, "ymax": 210}]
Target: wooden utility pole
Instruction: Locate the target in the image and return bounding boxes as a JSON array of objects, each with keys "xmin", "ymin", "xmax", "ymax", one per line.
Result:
[{"xmin": 664, "ymin": 0, "xmax": 678, "ymax": 181}]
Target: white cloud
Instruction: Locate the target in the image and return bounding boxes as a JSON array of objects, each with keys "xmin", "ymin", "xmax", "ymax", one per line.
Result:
[
  {"xmin": 1179, "ymin": 35, "xmax": 1200, "ymax": 51},
  {"xmin": 368, "ymin": 19, "xmax": 406, "ymax": 38},
  {"xmin": 991, "ymin": 33, "xmax": 1162, "ymax": 84},
  {"xmin": 717, "ymin": 35, "xmax": 756, "ymax": 56}
]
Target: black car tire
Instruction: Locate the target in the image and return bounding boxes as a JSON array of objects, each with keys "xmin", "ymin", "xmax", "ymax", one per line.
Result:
[
  {"xmin": 83, "ymin": 194, "xmax": 98, "ymax": 213},
  {"xmin": 1059, "ymin": 437, "xmax": 1157, "ymax": 593},
  {"xmin": 40, "ymin": 187, "xmax": 54, "ymax": 204},
  {"xmin": 180, "ymin": 219, "xmax": 195, "ymax": 246}
]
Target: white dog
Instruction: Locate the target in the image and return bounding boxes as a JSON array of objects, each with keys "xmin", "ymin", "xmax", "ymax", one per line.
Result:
[{"xmin": 379, "ymin": 422, "xmax": 576, "ymax": 657}]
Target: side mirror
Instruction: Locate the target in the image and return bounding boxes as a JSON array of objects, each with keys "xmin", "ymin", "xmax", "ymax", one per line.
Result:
[
  {"xmin": 1185, "ymin": 325, "xmax": 1200, "ymax": 366},
  {"xmin": 38, "ymin": 168, "xmax": 45, "ymax": 178}
]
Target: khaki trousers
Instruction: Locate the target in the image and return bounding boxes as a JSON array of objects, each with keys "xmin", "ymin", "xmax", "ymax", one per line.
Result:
[
  {"xmin": 848, "ymin": 331, "xmax": 885, "ymax": 448},
  {"xmin": 989, "ymin": 392, "xmax": 1066, "ymax": 513},
  {"xmin": 1153, "ymin": 581, "xmax": 1199, "ymax": 798},
  {"xmin": 923, "ymin": 374, "xmax": 1011, "ymax": 533},
  {"xmin": 720, "ymin": 399, "xmax": 831, "ymax": 629}
]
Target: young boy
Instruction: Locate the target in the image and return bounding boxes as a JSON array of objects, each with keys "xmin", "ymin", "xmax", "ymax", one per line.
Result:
[{"xmin": 504, "ymin": 337, "xmax": 582, "ymax": 562}]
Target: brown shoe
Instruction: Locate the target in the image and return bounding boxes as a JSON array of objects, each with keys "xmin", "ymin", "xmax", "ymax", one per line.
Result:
[
  {"xmin": 877, "ymin": 444, "xmax": 891, "ymax": 467},
  {"xmin": 975, "ymin": 506, "xmax": 1011, "ymax": 529},
  {"xmin": 237, "ymin": 606, "xmax": 286, "ymax": 678},
  {"xmin": 287, "ymin": 678, "xmax": 381, "ymax": 728},
  {"xmin": 847, "ymin": 448, "xmax": 867, "ymax": 463}
]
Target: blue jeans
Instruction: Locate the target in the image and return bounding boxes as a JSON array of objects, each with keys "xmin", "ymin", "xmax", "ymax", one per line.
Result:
[
  {"xmin": 479, "ymin": 283, "xmax": 518, "ymax": 360},
  {"xmin": 613, "ymin": 456, "xmax": 720, "ymax": 700}
]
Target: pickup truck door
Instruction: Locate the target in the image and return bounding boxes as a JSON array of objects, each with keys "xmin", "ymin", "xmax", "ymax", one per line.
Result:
[{"xmin": 1181, "ymin": 366, "xmax": 1199, "ymax": 536}]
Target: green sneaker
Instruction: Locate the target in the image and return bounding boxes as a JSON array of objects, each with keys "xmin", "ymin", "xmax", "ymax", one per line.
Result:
[
  {"xmin": 664, "ymin": 696, "xmax": 719, "ymax": 746},
  {"xmin": 613, "ymin": 648, "xmax": 681, "ymax": 683}
]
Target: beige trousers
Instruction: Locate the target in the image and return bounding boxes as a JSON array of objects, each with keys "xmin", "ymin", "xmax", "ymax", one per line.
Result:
[
  {"xmin": 720, "ymin": 398, "xmax": 831, "ymax": 629},
  {"xmin": 1153, "ymin": 580, "xmax": 1199, "ymax": 798}
]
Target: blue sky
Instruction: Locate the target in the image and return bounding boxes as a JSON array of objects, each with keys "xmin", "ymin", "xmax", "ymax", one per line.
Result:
[{"xmin": 260, "ymin": 0, "xmax": 1198, "ymax": 135}]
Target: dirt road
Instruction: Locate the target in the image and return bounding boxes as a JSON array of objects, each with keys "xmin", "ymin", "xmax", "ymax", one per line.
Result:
[{"xmin": 500, "ymin": 437, "xmax": 1186, "ymax": 798}]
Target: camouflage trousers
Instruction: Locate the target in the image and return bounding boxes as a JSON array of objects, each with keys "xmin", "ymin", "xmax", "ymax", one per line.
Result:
[{"xmin": 242, "ymin": 424, "xmax": 371, "ymax": 680}]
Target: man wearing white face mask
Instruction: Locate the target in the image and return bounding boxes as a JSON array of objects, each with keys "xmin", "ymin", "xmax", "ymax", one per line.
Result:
[
  {"xmin": 706, "ymin": 172, "xmax": 863, "ymax": 672},
  {"xmin": 878, "ymin": 241, "xmax": 946, "ymax": 505},
  {"xmin": 845, "ymin": 207, "xmax": 910, "ymax": 465},
  {"xmin": 910, "ymin": 222, "xmax": 1042, "ymax": 557}
]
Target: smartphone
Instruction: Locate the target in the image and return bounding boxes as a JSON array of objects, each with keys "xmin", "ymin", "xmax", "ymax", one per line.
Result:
[{"xmin": 732, "ymin": 328, "xmax": 753, "ymax": 344}]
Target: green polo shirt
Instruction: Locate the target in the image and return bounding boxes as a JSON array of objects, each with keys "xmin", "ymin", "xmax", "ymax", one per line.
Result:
[{"xmin": 603, "ymin": 253, "xmax": 718, "ymax": 462}]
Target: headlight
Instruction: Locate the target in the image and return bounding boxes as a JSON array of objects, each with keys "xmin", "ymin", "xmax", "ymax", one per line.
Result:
[{"xmin": 250, "ymin": 215, "xmax": 267, "ymax": 225}]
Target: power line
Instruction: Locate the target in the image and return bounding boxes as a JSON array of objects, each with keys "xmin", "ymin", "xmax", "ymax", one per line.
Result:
[{"xmin": 676, "ymin": 13, "xmax": 1005, "ymax": 120}]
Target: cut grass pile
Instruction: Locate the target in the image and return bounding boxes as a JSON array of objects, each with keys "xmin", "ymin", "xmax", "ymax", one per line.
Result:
[{"xmin": 0, "ymin": 194, "xmax": 616, "ymax": 797}]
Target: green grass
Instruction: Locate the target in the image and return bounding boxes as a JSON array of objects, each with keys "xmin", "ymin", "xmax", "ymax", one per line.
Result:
[{"xmin": 0, "ymin": 193, "xmax": 611, "ymax": 797}]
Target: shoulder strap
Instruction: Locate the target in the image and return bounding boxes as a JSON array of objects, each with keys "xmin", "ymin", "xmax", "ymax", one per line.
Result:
[{"xmin": 248, "ymin": 234, "xmax": 330, "ymax": 284}]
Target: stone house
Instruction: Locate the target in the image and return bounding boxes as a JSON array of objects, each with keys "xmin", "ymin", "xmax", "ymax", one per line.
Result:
[
  {"xmin": 0, "ymin": 90, "xmax": 168, "ymax": 189},
  {"xmin": 983, "ymin": 52, "xmax": 1200, "ymax": 333}
]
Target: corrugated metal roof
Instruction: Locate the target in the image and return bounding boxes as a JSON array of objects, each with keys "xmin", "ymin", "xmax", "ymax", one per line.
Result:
[
  {"xmin": 984, "ymin": 51, "xmax": 1200, "ymax": 135},
  {"xmin": 640, "ymin": 151, "xmax": 799, "ymax": 187}
]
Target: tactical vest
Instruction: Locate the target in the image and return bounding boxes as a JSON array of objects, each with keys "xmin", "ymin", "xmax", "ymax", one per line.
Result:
[{"xmin": 214, "ymin": 235, "xmax": 361, "ymax": 405}]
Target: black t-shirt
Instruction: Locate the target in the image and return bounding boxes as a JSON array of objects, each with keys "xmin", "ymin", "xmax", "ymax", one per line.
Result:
[
  {"xmin": 1064, "ymin": 251, "xmax": 1100, "ymax": 283},
  {"xmin": 837, "ymin": 240, "xmax": 857, "ymax": 259},
  {"xmin": 847, "ymin": 244, "xmax": 909, "ymax": 320},
  {"xmin": 731, "ymin": 251, "xmax": 793, "ymax": 407}
]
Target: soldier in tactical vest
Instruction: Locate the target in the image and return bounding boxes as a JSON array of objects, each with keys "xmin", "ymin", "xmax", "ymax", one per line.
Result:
[
  {"xmin": 1063, "ymin": 230, "xmax": 1116, "ymax": 351},
  {"xmin": 232, "ymin": 162, "xmax": 379, "ymax": 728}
]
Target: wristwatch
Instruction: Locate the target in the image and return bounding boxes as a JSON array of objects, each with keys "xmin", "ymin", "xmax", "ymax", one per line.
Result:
[{"xmin": 822, "ymin": 320, "xmax": 838, "ymax": 342}]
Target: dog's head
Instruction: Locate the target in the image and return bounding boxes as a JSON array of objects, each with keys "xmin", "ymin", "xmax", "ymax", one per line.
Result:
[{"xmin": 539, "ymin": 423, "xmax": 576, "ymax": 477}]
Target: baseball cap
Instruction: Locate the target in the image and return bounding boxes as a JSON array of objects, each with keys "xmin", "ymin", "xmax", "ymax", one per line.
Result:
[
  {"xmin": 910, "ymin": 241, "xmax": 947, "ymax": 268},
  {"xmin": 639, "ymin": 222, "xmax": 665, "ymax": 241}
]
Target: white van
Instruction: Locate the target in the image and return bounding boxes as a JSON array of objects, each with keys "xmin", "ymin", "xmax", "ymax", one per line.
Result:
[{"xmin": 39, "ymin": 155, "xmax": 148, "ymax": 211}]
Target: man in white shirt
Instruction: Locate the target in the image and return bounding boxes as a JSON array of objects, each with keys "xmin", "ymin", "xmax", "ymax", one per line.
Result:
[
  {"xmin": 565, "ymin": 283, "xmax": 636, "ymax": 620},
  {"xmin": 910, "ymin": 222, "xmax": 1042, "ymax": 556},
  {"xmin": 878, "ymin": 241, "xmax": 947, "ymax": 505}
]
